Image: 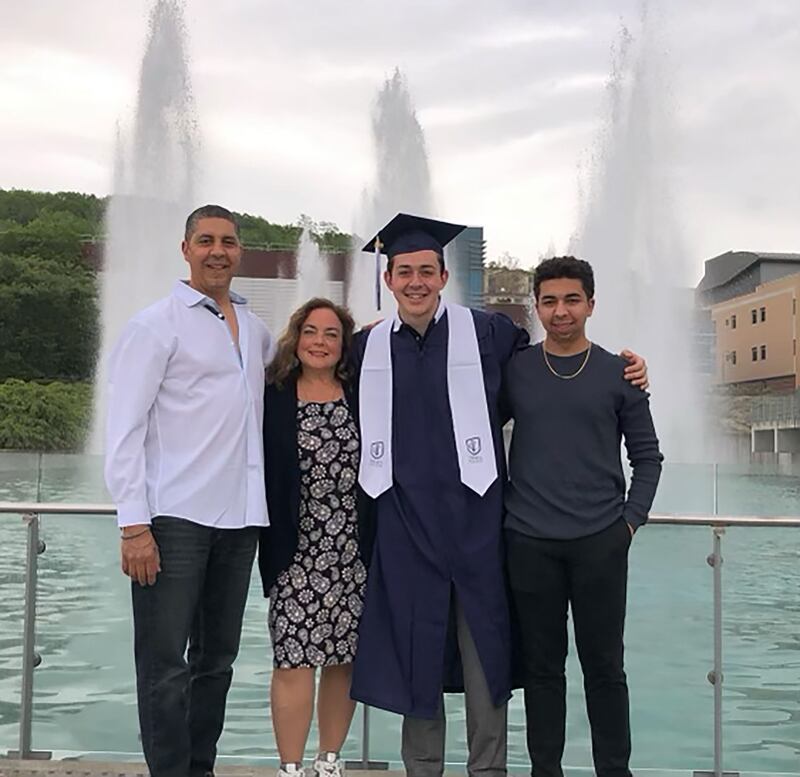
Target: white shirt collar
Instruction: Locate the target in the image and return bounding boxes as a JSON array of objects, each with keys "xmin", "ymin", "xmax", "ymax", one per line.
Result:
[
  {"xmin": 172, "ymin": 279, "xmax": 247, "ymax": 307},
  {"xmin": 392, "ymin": 297, "xmax": 446, "ymax": 332}
]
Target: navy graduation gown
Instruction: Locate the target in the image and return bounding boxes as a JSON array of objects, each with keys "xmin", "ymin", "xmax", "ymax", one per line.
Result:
[{"xmin": 350, "ymin": 308, "xmax": 527, "ymax": 719}]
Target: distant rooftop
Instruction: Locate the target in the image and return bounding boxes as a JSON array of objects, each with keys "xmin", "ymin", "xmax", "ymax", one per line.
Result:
[{"xmin": 697, "ymin": 250, "xmax": 800, "ymax": 292}]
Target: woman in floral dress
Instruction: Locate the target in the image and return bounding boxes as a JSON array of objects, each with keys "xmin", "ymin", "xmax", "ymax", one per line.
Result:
[{"xmin": 258, "ymin": 298, "xmax": 373, "ymax": 777}]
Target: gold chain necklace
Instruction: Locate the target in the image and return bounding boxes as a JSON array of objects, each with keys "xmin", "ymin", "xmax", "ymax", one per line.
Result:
[{"xmin": 542, "ymin": 342, "xmax": 592, "ymax": 380}]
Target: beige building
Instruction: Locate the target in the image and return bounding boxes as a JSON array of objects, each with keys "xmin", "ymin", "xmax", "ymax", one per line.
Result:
[
  {"xmin": 483, "ymin": 265, "xmax": 534, "ymax": 331},
  {"xmin": 711, "ymin": 272, "xmax": 800, "ymax": 389}
]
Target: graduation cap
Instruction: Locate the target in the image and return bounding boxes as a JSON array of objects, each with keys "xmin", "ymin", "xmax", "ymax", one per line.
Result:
[{"xmin": 362, "ymin": 213, "xmax": 467, "ymax": 310}]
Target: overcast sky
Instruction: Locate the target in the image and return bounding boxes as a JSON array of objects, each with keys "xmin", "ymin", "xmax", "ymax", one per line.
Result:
[{"xmin": 2, "ymin": 0, "xmax": 798, "ymax": 281}]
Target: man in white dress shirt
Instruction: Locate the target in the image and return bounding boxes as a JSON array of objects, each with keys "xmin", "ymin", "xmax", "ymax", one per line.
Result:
[{"xmin": 105, "ymin": 204, "xmax": 274, "ymax": 777}]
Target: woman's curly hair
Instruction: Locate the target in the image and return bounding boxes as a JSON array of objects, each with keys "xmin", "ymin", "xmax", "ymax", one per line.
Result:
[{"xmin": 267, "ymin": 297, "xmax": 356, "ymax": 388}]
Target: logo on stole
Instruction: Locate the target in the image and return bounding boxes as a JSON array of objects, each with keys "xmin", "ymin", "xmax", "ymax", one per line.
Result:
[
  {"xmin": 465, "ymin": 436, "xmax": 482, "ymax": 456},
  {"xmin": 370, "ymin": 441, "xmax": 385, "ymax": 460}
]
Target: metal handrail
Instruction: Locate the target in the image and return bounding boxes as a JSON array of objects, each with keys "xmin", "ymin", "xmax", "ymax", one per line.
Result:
[
  {"xmin": 0, "ymin": 503, "xmax": 116, "ymax": 515},
  {"xmin": 3, "ymin": 502, "xmax": 800, "ymax": 525},
  {"xmin": 2, "ymin": 502, "xmax": 799, "ymax": 776}
]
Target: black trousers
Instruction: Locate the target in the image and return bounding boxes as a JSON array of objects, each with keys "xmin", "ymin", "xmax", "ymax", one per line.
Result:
[
  {"xmin": 132, "ymin": 516, "xmax": 258, "ymax": 777},
  {"xmin": 506, "ymin": 519, "xmax": 633, "ymax": 777}
]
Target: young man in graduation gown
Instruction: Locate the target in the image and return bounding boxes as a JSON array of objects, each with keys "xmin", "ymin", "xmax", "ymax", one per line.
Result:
[
  {"xmin": 504, "ymin": 256, "xmax": 663, "ymax": 777},
  {"xmin": 349, "ymin": 216, "xmax": 648, "ymax": 777}
]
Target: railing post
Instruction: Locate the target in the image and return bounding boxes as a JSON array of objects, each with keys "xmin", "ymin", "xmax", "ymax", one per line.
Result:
[
  {"xmin": 712, "ymin": 462, "xmax": 719, "ymax": 516},
  {"xmin": 711, "ymin": 527, "xmax": 724, "ymax": 777},
  {"xmin": 6, "ymin": 512, "xmax": 51, "ymax": 761},
  {"xmin": 694, "ymin": 525, "xmax": 737, "ymax": 777},
  {"xmin": 362, "ymin": 702, "xmax": 370, "ymax": 767},
  {"xmin": 345, "ymin": 704, "xmax": 388, "ymax": 770}
]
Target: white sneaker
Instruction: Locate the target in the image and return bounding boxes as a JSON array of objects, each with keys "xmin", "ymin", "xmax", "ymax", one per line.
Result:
[
  {"xmin": 278, "ymin": 762, "xmax": 304, "ymax": 777},
  {"xmin": 313, "ymin": 752, "xmax": 344, "ymax": 777}
]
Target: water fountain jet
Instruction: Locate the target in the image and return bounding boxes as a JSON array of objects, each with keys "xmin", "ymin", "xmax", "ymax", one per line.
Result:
[
  {"xmin": 89, "ymin": 0, "xmax": 200, "ymax": 452},
  {"xmin": 294, "ymin": 223, "xmax": 329, "ymax": 307},
  {"xmin": 571, "ymin": 6, "xmax": 706, "ymax": 462},
  {"xmin": 347, "ymin": 69, "xmax": 435, "ymax": 324}
]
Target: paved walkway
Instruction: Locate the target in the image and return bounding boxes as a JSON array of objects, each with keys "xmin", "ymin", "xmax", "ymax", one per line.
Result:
[
  {"xmin": 0, "ymin": 761, "xmax": 270, "ymax": 777},
  {"xmin": 0, "ymin": 762, "xmax": 402, "ymax": 777}
]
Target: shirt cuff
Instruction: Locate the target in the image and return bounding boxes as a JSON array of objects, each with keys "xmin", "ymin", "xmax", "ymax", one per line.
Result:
[{"xmin": 116, "ymin": 501, "xmax": 152, "ymax": 528}]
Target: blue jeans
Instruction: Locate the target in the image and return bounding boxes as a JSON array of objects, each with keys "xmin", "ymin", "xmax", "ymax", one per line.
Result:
[{"xmin": 132, "ymin": 516, "xmax": 258, "ymax": 777}]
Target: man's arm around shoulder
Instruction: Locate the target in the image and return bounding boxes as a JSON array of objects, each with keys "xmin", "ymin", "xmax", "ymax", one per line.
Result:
[{"xmin": 480, "ymin": 310, "xmax": 530, "ymax": 367}]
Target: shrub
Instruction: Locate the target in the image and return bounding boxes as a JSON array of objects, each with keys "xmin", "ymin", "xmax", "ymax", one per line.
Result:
[
  {"xmin": 0, "ymin": 253, "xmax": 99, "ymax": 381},
  {"xmin": 0, "ymin": 380, "xmax": 92, "ymax": 451}
]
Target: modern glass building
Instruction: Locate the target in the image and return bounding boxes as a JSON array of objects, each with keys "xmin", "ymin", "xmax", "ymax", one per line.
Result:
[{"xmin": 447, "ymin": 226, "xmax": 486, "ymax": 309}]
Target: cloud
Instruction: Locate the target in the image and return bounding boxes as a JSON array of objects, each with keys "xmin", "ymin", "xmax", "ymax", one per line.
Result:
[{"xmin": 1, "ymin": 0, "xmax": 798, "ymax": 276}]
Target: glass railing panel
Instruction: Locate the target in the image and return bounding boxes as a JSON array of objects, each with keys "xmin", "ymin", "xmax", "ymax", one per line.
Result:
[
  {"xmin": 28, "ymin": 513, "xmax": 138, "ymax": 755},
  {"xmin": 345, "ymin": 526, "xmax": 800, "ymax": 773},
  {"xmin": 0, "ymin": 451, "xmax": 110, "ymax": 505},
  {"xmin": 0, "ymin": 513, "xmax": 27, "ymax": 749},
  {"xmin": 0, "ymin": 453, "xmax": 798, "ymax": 772},
  {"xmin": 634, "ymin": 460, "xmax": 800, "ymax": 518},
  {"xmin": 36, "ymin": 453, "xmax": 109, "ymax": 504},
  {"xmin": 362, "ymin": 706, "xmax": 401, "ymax": 765},
  {"xmin": 716, "ymin": 462, "xmax": 800, "ymax": 517},
  {"xmin": 651, "ymin": 462, "xmax": 717, "ymax": 515},
  {"xmin": 0, "ymin": 452, "xmax": 45, "ymax": 503},
  {"xmin": 719, "ymin": 526, "xmax": 800, "ymax": 770},
  {"xmin": 0, "ymin": 513, "xmax": 364, "ymax": 764},
  {"xmin": 431, "ymin": 524, "xmax": 717, "ymax": 772}
]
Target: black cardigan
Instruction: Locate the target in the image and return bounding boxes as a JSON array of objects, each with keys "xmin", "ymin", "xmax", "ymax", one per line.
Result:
[{"xmin": 257, "ymin": 374, "xmax": 375, "ymax": 597}]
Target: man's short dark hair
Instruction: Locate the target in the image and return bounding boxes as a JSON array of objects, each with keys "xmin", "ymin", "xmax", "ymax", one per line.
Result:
[
  {"xmin": 533, "ymin": 256, "xmax": 595, "ymax": 300},
  {"xmin": 185, "ymin": 205, "xmax": 240, "ymax": 241}
]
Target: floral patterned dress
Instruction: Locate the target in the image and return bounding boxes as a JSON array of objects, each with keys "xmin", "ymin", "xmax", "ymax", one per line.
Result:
[{"xmin": 268, "ymin": 398, "xmax": 367, "ymax": 668}]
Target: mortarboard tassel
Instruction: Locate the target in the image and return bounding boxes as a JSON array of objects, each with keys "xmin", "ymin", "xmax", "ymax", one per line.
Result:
[{"xmin": 374, "ymin": 236, "xmax": 382, "ymax": 311}]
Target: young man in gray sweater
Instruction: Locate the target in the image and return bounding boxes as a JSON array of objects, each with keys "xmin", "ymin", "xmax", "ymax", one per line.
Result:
[{"xmin": 504, "ymin": 256, "xmax": 663, "ymax": 777}]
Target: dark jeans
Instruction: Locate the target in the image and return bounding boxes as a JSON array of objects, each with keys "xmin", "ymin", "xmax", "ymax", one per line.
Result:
[
  {"xmin": 506, "ymin": 519, "xmax": 632, "ymax": 777},
  {"xmin": 132, "ymin": 516, "xmax": 258, "ymax": 777}
]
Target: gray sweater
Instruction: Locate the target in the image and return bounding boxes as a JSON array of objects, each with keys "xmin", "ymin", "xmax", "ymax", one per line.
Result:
[{"xmin": 503, "ymin": 342, "xmax": 663, "ymax": 540}]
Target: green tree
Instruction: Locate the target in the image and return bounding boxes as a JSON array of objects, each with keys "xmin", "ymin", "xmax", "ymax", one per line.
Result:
[
  {"xmin": 0, "ymin": 189, "xmax": 105, "ymax": 230},
  {"xmin": 0, "ymin": 254, "xmax": 98, "ymax": 381},
  {"xmin": 305, "ymin": 218, "xmax": 351, "ymax": 253},
  {"xmin": 234, "ymin": 211, "xmax": 351, "ymax": 252},
  {"xmin": 0, "ymin": 211, "xmax": 94, "ymax": 266},
  {"xmin": 236, "ymin": 212, "xmax": 301, "ymax": 247}
]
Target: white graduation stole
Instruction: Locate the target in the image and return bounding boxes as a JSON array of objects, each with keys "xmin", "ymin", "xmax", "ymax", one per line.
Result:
[{"xmin": 358, "ymin": 302, "xmax": 498, "ymax": 498}]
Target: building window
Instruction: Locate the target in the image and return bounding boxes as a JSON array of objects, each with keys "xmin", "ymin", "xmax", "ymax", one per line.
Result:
[
  {"xmin": 751, "ymin": 347, "xmax": 758, "ymax": 362},
  {"xmin": 731, "ymin": 314, "xmax": 737, "ymax": 329},
  {"xmin": 761, "ymin": 344, "xmax": 767, "ymax": 360},
  {"xmin": 731, "ymin": 351, "xmax": 737, "ymax": 365},
  {"xmin": 751, "ymin": 308, "xmax": 757, "ymax": 324},
  {"xmin": 760, "ymin": 307, "xmax": 766, "ymax": 322}
]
